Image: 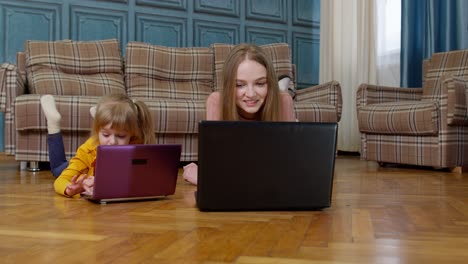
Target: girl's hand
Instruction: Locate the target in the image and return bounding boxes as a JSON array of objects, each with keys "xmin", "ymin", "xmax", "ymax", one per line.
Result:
[
  {"xmin": 64, "ymin": 174, "xmax": 87, "ymax": 197},
  {"xmin": 81, "ymin": 176, "xmax": 95, "ymax": 196}
]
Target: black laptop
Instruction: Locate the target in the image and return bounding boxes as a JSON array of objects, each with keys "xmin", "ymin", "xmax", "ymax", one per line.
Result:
[{"xmin": 196, "ymin": 121, "xmax": 338, "ymax": 211}]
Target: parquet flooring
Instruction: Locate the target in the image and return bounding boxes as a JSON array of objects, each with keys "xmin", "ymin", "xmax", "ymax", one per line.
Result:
[{"xmin": 1, "ymin": 153, "xmax": 468, "ymax": 263}]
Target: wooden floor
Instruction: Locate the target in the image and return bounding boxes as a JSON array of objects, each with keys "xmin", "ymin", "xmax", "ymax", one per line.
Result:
[{"xmin": 1, "ymin": 153, "xmax": 468, "ymax": 264}]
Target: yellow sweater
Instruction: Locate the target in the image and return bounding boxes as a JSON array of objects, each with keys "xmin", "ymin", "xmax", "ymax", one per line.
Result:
[{"xmin": 53, "ymin": 137, "xmax": 98, "ymax": 197}]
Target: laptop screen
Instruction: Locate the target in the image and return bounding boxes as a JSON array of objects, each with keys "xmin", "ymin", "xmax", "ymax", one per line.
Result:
[
  {"xmin": 89, "ymin": 144, "xmax": 181, "ymax": 203},
  {"xmin": 197, "ymin": 121, "xmax": 338, "ymax": 211}
]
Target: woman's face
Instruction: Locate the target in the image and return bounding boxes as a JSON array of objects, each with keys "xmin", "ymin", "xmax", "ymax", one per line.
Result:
[
  {"xmin": 235, "ymin": 59, "xmax": 268, "ymax": 119},
  {"xmin": 98, "ymin": 123, "xmax": 131, "ymax": 145}
]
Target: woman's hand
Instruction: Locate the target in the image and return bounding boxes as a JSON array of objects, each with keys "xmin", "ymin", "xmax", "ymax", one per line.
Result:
[
  {"xmin": 81, "ymin": 176, "xmax": 95, "ymax": 196},
  {"xmin": 64, "ymin": 174, "xmax": 87, "ymax": 197}
]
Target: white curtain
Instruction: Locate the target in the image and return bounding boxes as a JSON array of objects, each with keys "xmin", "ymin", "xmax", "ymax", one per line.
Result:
[
  {"xmin": 319, "ymin": 0, "xmax": 401, "ymax": 152},
  {"xmin": 375, "ymin": 0, "xmax": 401, "ymax": 86}
]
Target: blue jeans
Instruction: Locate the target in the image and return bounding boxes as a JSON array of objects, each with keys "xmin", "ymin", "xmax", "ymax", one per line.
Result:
[{"xmin": 48, "ymin": 133, "xmax": 69, "ymax": 178}]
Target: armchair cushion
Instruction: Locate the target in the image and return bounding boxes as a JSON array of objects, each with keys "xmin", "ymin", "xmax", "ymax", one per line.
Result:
[
  {"xmin": 358, "ymin": 101, "xmax": 439, "ymax": 135},
  {"xmin": 125, "ymin": 42, "xmax": 213, "ymax": 100},
  {"xmin": 25, "ymin": 39, "xmax": 125, "ymax": 96}
]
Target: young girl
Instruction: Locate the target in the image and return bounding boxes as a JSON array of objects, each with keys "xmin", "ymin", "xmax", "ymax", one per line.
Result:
[
  {"xmin": 40, "ymin": 93, "xmax": 156, "ymax": 197},
  {"xmin": 183, "ymin": 43, "xmax": 296, "ymax": 185}
]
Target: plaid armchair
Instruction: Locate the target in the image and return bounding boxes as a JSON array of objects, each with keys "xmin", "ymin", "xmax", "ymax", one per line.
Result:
[{"xmin": 357, "ymin": 49, "xmax": 468, "ymax": 169}]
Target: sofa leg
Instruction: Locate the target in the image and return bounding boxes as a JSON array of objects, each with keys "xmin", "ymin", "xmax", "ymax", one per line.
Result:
[
  {"xmin": 20, "ymin": 161, "xmax": 27, "ymax": 171},
  {"xmin": 27, "ymin": 161, "xmax": 40, "ymax": 172}
]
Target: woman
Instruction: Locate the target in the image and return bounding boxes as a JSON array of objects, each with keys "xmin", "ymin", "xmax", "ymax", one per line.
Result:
[{"xmin": 183, "ymin": 43, "xmax": 296, "ymax": 185}]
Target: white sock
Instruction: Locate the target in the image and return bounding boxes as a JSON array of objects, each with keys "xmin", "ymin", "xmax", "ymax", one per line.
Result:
[{"xmin": 40, "ymin": 95, "xmax": 61, "ymax": 134}]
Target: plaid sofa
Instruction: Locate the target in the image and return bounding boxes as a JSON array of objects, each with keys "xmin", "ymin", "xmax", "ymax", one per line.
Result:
[
  {"xmin": 0, "ymin": 39, "xmax": 342, "ymax": 167},
  {"xmin": 356, "ymin": 49, "xmax": 468, "ymax": 169}
]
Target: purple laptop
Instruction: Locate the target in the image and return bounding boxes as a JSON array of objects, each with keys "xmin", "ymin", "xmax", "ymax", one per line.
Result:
[{"xmin": 83, "ymin": 144, "xmax": 181, "ymax": 204}]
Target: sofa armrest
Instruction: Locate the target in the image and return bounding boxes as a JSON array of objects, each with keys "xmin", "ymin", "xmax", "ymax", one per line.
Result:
[
  {"xmin": 1, "ymin": 62, "xmax": 26, "ymax": 155},
  {"xmin": 294, "ymin": 80, "xmax": 342, "ymax": 121},
  {"xmin": 0, "ymin": 63, "xmax": 26, "ymax": 112},
  {"xmin": 356, "ymin": 83, "xmax": 423, "ymax": 112},
  {"xmin": 0, "ymin": 63, "xmax": 9, "ymax": 111},
  {"xmin": 443, "ymin": 76, "xmax": 468, "ymax": 125}
]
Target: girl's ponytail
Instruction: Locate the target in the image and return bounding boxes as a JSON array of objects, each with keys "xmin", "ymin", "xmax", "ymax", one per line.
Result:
[{"xmin": 134, "ymin": 100, "xmax": 156, "ymax": 144}]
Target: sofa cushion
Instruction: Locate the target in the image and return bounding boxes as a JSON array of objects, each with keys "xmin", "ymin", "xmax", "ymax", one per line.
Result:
[
  {"xmin": 125, "ymin": 42, "xmax": 213, "ymax": 100},
  {"xmin": 25, "ymin": 39, "xmax": 125, "ymax": 96},
  {"xmin": 358, "ymin": 101, "xmax": 439, "ymax": 135},
  {"xmin": 139, "ymin": 99, "xmax": 207, "ymax": 134},
  {"xmin": 213, "ymin": 43, "xmax": 293, "ymax": 91},
  {"xmin": 15, "ymin": 94, "xmax": 99, "ymax": 132}
]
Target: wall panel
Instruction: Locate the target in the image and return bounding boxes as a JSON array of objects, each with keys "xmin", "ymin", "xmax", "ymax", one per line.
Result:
[
  {"xmin": 293, "ymin": 32, "xmax": 320, "ymax": 87},
  {"xmin": 136, "ymin": 0, "xmax": 187, "ymax": 10},
  {"xmin": 70, "ymin": 5, "xmax": 128, "ymax": 51},
  {"xmin": 194, "ymin": 19, "xmax": 239, "ymax": 46},
  {"xmin": 246, "ymin": 26, "xmax": 287, "ymax": 45},
  {"xmin": 1, "ymin": 1, "xmax": 61, "ymax": 63},
  {"xmin": 246, "ymin": 0, "xmax": 286, "ymax": 24},
  {"xmin": 194, "ymin": 0, "xmax": 239, "ymax": 17},
  {"xmin": 136, "ymin": 14, "xmax": 186, "ymax": 47},
  {"xmin": 293, "ymin": 0, "xmax": 320, "ymax": 27}
]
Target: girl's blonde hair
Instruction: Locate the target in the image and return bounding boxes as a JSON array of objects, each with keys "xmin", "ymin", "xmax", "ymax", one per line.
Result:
[
  {"xmin": 91, "ymin": 94, "xmax": 156, "ymax": 144},
  {"xmin": 221, "ymin": 43, "xmax": 281, "ymax": 121}
]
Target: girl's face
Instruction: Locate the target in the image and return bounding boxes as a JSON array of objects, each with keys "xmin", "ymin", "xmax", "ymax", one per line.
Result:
[
  {"xmin": 98, "ymin": 123, "xmax": 131, "ymax": 145},
  {"xmin": 235, "ymin": 59, "xmax": 268, "ymax": 120}
]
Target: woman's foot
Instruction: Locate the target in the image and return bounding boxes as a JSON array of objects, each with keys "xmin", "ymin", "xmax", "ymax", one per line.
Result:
[{"xmin": 183, "ymin": 163, "xmax": 198, "ymax": 185}]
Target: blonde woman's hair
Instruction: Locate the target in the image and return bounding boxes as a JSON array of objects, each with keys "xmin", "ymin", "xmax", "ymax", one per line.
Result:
[
  {"xmin": 221, "ymin": 43, "xmax": 281, "ymax": 121},
  {"xmin": 91, "ymin": 94, "xmax": 156, "ymax": 144}
]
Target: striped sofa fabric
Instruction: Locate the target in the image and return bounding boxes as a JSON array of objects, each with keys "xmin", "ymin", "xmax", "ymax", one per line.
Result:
[
  {"xmin": 357, "ymin": 49, "xmax": 468, "ymax": 168},
  {"xmin": 1, "ymin": 39, "xmax": 342, "ymax": 164}
]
